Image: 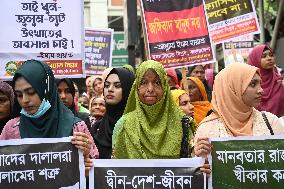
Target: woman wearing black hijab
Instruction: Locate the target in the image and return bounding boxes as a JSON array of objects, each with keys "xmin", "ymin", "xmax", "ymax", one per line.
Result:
[
  {"xmin": 91, "ymin": 67, "xmax": 135, "ymax": 159},
  {"xmin": 0, "ymin": 60, "xmax": 98, "ymax": 174},
  {"xmin": 57, "ymin": 78, "xmax": 91, "ymax": 130}
]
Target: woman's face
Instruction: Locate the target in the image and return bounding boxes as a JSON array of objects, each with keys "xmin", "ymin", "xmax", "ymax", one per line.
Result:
[
  {"xmin": 78, "ymin": 96, "xmax": 89, "ymax": 109},
  {"xmin": 57, "ymin": 81, "xmax": 73, "ymax": 108},
  {"xmin": 14, "ymin": 77, "xmax": 42, "ymax": 115},
  {"xmin": 190, "ymin": 65, "xmax": 205, "ymax": 81},
  {"xmin": 90, "ymin": 97, "xmax": 106, "ymax": 118},
  {"xmin": 104, "ymin": 74, "xmax": 122, "ymax": 105},
  {"xmin": 0, "ymin": 92, "xmax": 11, "ymax": 120},
  {"xmin": 179, "ymin": 93, "xmax": 194, "ymax": 117},
  {"xmin": 187, "ymin": 79, "xmax": 202, "ymax": 102},
  {"xmin": 138, "ymin": 69, "xmax": 164, "ymax": 106},
  {"xmin": 93, "ymin": 78, "xmax": 103, "ymax": 95},
  {"xmin": 261, "ymin": 49, "xmax": 275, "ymax": 70},
  {"xmin": 242, "ymin": 73, "xmax": 263, "ymax": 108}
]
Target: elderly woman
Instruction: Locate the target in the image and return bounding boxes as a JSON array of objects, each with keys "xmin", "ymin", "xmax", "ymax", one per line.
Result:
[
  {"xmin": 89, "ymin": 96, "xmax": 106, "ymax": 125},
  {"xmin": 0, "ymin": 81, "xmax": 15, "ymax": 133},
  {"xmin": 193, "ymin": 63, "xmax": 284, "ymax": 158},
  {"xmin": 247, "ymin": 44, "xmax": 284, "ymax": 117},
  {"xmin": 113, "ymin": 60, "xmax": 194, "ymax": 159},
  {"xmin": 0, "ymin": 60, "xmax": 98, "ymax": 175}
]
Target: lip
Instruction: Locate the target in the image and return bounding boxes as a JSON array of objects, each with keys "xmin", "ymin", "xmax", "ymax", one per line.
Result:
[
  {"xmin": 23, "ymin": 106, "xmax": 34, "ymax": 112},
  {"xmin": 188, "ymin": 112, "xmax": 194, "ymax": 117},
  {"xmin": 106, "ymin": 95, "xmax": 114, "ymax": 99}
]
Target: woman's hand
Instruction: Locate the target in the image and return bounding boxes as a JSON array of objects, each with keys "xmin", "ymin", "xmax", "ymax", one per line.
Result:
[
  {"xmin": 200, "ymin": 161, "xmax": 211, "ymax": 176},
  {"xmin": 194, "ymin": 137, "xmax": 212, "ymax": 157},
  {"xmin": 84, "ymin": 157, "xmax": 93, "ymax": 176},
  {"xmin": 71, "ymin": 132, "xmax": 91, "ymax": 157}
]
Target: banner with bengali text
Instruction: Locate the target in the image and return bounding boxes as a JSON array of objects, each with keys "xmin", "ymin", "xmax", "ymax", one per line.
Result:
[
  {"xmin": 0, "ymin": 0, "xmax": 84, "ymax": 79},
  {"xmin": 90, "ymin": 158, "xmax": 206, "ymax": 189},
  {"xmin": 222, "ymin": 34, "xmax": 255, "ymax": 66},
  {"xmin": 0, "ymin": 137, "xmax": 85, "ymax": 189},
  {"xmin": 209, "ymin": 135, "xmax": 284, "ymax": 189},
  {"xmin": 140, "ymin": 0, "xmax": 215, "ymax": 68},
  {"xmin": 85, "ymin": 28, "xmax": 114, "ymax": 75},
  {"xmin": 204, "ymin": 0, "xmax": 260, "ymax": 44}
]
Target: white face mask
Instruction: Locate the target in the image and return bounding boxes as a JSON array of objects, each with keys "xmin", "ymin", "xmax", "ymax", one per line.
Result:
[{"xmin": 20, "ymin": 98, "xmax": 51, "ymax": 118}]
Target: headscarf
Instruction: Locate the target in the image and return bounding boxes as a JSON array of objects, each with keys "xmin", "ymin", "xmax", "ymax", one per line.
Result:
[
  {"xmin": 13, "ymin": 60, "xmax": 80, "ymax": 138},
  {"xmin": 0, "ymin": 81, "xmax": 15, "ymax": 131},
  {"xmin": 184, "ymin": 77, "xmax": 212, "ymax": 124},
  {"xmin": 113, "ymin": 60, "xmax": 186, "ymax": 159},
  {"xmin": 166, "ymin": 68, "xmax": 179, "ymax": 89},
  {"xmin": 91, "ymin": 67, "xmax": 135, "ymax": 159},
  {"xmin": 57, "ymin": 78, "xmax": 91, "ymax": 129},
  {"xmin": 188, "ymin": 65, "xmax": 212, "ymax": 101},
  {"xmin": 171, "ymin": 89, "xmax": 187, "ymax": 105},
  {"xmin": 91, "ymin": 76, "xmax": 104, "ymax": 97},
  {"xmin": 247, "ymin": 44, "xmax": 284, "ymax": 117},
  {"xmin": 201, "ymin": 63, "xmax": 259, "ymax": 136}
]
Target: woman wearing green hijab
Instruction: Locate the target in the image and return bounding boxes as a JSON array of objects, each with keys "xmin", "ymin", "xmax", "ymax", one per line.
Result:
[
  {"xmin": 112, "ymin": 60, "xmax": 193, "ymax": 159},
  {"xmin": 0, "ymin": 60, "xmax": 99, "ymax": 174}
]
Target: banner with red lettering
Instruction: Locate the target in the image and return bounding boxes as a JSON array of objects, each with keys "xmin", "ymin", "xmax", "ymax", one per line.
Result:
[
  {"xmin": 0, "ymin": 0, "xmax": 85, "ymax": 79},
  {"xmin": 140, "ymin": 0, "xmax": 215, "ymax": 68},
  {"xmin": 204, "ymin": 0, "xmax": 260, "ymax": 44}
]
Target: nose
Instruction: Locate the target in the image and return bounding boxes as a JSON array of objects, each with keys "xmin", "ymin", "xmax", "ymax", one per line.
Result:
[
  {"xmin": 258, "ymin": 86, "xmax": 264, "ymax": 94},
  {"xmin": 22, "ymin": 93, "xmax": 29, "ymax": 104},
  {"xmin": 60, "ymin": 91, "xmax": 66, "ymax": 99},
  {"xmin": 147, "ymin": 82, "xmax": 154, "ymax": 92},
  {"xmin": 189, "ymin": 103, "xmax": 194, "ymax": 111}
]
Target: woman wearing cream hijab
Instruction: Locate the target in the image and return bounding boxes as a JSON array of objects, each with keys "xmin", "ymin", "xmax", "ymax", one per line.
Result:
[{"xmin": 193, "ymin": 63, "xmax": 284, "ymax": 157}]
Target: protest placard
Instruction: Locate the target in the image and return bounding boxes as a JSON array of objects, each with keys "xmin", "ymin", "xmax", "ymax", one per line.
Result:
[
  {"xmin": 90, "ymin": 158, "xmax": 206, "ymax": 189},
  {"xmin": 0, "ymin": 0, "xmax": 84, "ymax": 79},
  {"xmin": 0, "ymin": 137, "xmax": 85, "ymax": 189},
  {"xmin": 140, "ymin": 0, "xmax": 215, "ymax": 68},
  {"xmin": 204, "ymin": 0, "xmax": 260, "ymax": 44},
  {"xmin": 85, "ymin": 28, "xmax": 113, "ymax": 75},
  {"xmin": 209, "ymin": 135, "xmax": 284, "ymax": 189}
]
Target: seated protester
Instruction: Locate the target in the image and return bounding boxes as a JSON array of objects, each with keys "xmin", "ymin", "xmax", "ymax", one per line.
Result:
[
  {"xmin": 57, "ymin": 78, "xmax": 91, "ymax": 130},
  {"xmin": 188, "ymin": 65, "xmax": 212, "ymax": 101},
  {"xmin": 166, "ymin": 68, "xmax": 180, "ymax": 89},
  {"xmin": 91, "ymin": 67, "xmax": 135, "ymax": 159},
  {"xmin": 92, "ymin": 76, "xmax": 104, "ymax": 97},
  {"xmin": 0, "ymin": 81, "xmax": 15, "ymax": 133},
  {"xmin": 193, "ymin": 63, "xmax": 284, "ymax": 158},
  {"xmin": 181, "ymin": 77, "xmax": 212, "ymax": 124},
  {"xmin": 89, "ymin": 97, "xmax": 106, "ymax": 126},
  {"xmin": 0, "ymin": 60, "xmax": 98, "ymax": 175}
]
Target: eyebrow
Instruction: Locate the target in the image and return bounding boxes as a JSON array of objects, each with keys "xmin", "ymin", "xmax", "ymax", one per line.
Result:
[
  {"xmin": 105, "ymin": 81, "xmax": 121, "ymax": 84},
  {"xmin": 15, "ymin": 87, "xmax": 34, "ymax": 93}
]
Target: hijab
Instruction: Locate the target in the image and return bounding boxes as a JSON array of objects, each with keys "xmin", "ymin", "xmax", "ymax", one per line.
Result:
[
  {"xmin": 91, "ymin": 67, "xmax": 135, "ymax": 158},
  {"xmin": 247, "ymin": 44, "xmax": 284, "ymax": 117},
  {"xmin": 166, "ymin": 68, "xmax": 180, "ymax": 89},
  {"xmin": 13, "ymin": 60, "xmax": 80, "ymax": 138},
  {"xmin": 113, "ymin": 60, "xmax": 186, "ymax": 159},
  {"xmin": 201, "ymin": 63, "xmax": 259, "ymax": 136},
  {"xmin": 182, "ymin": 77, "xmax": 212, "ymax": 124},
  {"xmin": 57, "ymin": 78, "xmax": 91, "ymax": 129},
  {"xmin": 171, "ymin": 89, "xmax": 187, "ymax": 105},
  {"xmin": 188, "ymin": 65, "xmax": 212, "ymax": 101},
  {"xmin": 0, "ymin": 81, "xmax": 15, "ymax": 131}
]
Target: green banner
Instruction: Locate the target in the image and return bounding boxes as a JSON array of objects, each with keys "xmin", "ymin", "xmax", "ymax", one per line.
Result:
[
  {"xmin": 211, "ymin": 136, "xmax": 284, "ymax": 189},
  {"xmin": 112, "ymin": 32, "xmax": 128, "ymax": 67}
]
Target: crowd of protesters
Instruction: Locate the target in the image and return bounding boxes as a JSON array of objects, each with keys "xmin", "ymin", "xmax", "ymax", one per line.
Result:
[{"xmin": 0, "ymin": 44, "xmax": 283, "ymax": 180}]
